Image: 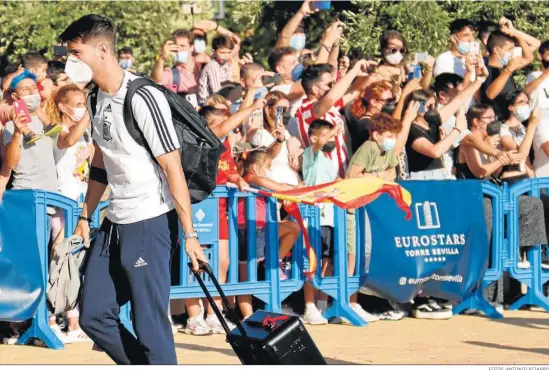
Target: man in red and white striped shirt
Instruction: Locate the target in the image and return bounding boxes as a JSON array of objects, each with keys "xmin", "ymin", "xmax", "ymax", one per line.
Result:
[{"xmin": 295, "ymin": 60, "xmax": 374, "ymax": 177}]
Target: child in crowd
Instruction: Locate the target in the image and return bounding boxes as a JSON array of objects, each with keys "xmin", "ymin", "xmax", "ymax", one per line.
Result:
[
  {"xmin": 300, "ymin": 119, "xmax": 338, "ymax": 325},
  {"xmin": 346, "ymin": 112, "xmax": 407, "ymax": 321},
  {"xmin": 237, "ymin": 151, "xmax": 300, "ymax": 319}
]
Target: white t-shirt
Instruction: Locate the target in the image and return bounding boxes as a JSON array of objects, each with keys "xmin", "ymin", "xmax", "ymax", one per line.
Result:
[
  {"xmin": 533, "ymin": 119, "xmax": 549, "ymax": 177},
  {"xmin": 500, "ymin": 123, "xmax": 526, "ymax": 146},
  {"xmin": 251, "ymin": 128, "xmax": 299, "ymax": 186},
  {"xmin": 434, "ymin": 50, "xmax": 475, "ymax": 80},
  {"xmin": 90, "ymin": 71, "xmax": 180, "ymax": 224},
  {"xmin": 526, "ymin": 71, "xmax": 549, "ymax": 111},
  {"xmin": 54, "ymin": 126, "xmax": 92, "ymax": 201}
]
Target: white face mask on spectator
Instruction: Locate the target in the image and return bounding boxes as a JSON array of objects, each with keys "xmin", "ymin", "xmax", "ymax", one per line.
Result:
[
  {"xmin": 21, "ymin": 94, "xmax": 41, "ymax": 112},
  {"xmin": 385, "ymin": 52, "xmax": 403, "ymax": 65},
  {"xmin": 66, "ymin": 105, "xmax": 87, "ymax": 122},
  {"xmin": 65, "ymin": 55, "xmax": 93, "ymax": 85}
]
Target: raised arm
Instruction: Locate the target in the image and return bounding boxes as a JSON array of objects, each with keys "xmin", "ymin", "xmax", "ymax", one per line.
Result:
[
  {"xmin": 524, "ymin": 69, "xmax": 549, "ymax": 97},
  {"xmin": 57, "ymin": 115, "xmax": 90, "ymax": 149},
  {"xmin": 274, "ymin": 0, "xmax": 316, "ymax": 49},
  {"xmin": 462, "ymin": 144, "xmax": 508, "ymax": 179},
  {"xmin": 151, "ymin": 40, "xmax": 178, "ymax": 84},
  {"xmin": 500, "ymin": 17, "xmax": 541, "ymax": 53},
  {"xmin": 395, "ymin": 100, "xmax": 419, "ymax": 155},
  {"xmin": 312, "ymin": 60, "xmax": 369, "ymax": 118},
  {"xmin": 438, "ymin": 66, "xmax": 486, "ymax": 122},
  {"xmin": 501, "ymin": 111, "xmax": 542, "ymax": 157},
  {"xmin": 316, "ymin": 21, "xmax": 344, "ymax": 66},
  {"xmin": 213, "ymin": 98, "xmax": 266, "ymax": 138},
  {"xmin": 411, "ymin": 108, "xmax": 468, "ymax": 159}
]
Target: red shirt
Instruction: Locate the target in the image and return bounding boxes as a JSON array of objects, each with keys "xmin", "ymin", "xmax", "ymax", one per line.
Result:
[
  {"xmin": 237, "ymin": 173, "xmax": 266, "ymax": 229},
  {"xmin": 295, "ymin": 98, "xmax": 348, "ymax": 177},
  {"xmin": 216, "ymin": 139, "xmax": 238, "ymax": 185}
]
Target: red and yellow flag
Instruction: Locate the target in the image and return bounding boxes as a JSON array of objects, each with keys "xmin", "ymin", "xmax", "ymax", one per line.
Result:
[{"xmin": 275, "ymin": 178, "xmax": 412, "ymax": 279}]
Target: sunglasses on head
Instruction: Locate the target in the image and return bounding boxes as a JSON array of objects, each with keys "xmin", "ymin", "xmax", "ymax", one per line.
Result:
[{"xmin": 385, "ymin": 48, "xmax": 407, "ymax": 55}]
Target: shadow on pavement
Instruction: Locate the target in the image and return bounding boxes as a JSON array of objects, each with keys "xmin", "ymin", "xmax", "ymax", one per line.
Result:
[
  {"xmin": 175, "ymin": 343, "xmax": 363, "ymax": 364},
  {"xmin": 461, "ymin": 314, "xmax": 549, "ymax": 331},
  {"xmin": 465, "ymin": 341, "xmax": 549, "ymax": 356}
]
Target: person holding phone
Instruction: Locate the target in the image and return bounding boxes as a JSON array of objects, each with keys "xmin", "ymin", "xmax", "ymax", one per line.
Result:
[
  {"xmin": 480, "ymin": 18, "xmax": 540, "ymax": 119},
  {"xmin": 151, "ymin": 29, "xmax": 202, "ymax": 97},
  {"xmin": 251, "ymin": 91, "xmax": 300, "ymax": 186},
  {"xmin": 0, "ymin": 69, "xmax": 58, "ymax": 206},
  {"xmin": 433, "ymin": 19, "xmax": 479, "ymax": 79}
]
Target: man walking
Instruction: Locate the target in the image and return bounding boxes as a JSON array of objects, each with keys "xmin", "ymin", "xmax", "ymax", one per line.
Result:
[{"xmin": 60, "ymin": 14, "xmax": 206, "ymax": 364}]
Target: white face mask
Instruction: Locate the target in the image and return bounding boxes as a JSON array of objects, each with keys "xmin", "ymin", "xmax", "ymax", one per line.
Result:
[
  {"xmin": 67, "ymin": 106, "xmax": 87, "ymax": 122},
  {"xmin": 385, "ymin": 52, "xmax": 403, "ymax": 65},
  {"xmin": 65, "ymin": 55, "xmax": 93, "ymax": 85},
  {"xmin": 21, "ymin": 94, "xmax": 41, "ymax": 112}
]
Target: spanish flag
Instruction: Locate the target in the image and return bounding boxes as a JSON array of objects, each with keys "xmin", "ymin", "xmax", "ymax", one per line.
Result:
[{"xmin": 266, "ymin": 178, "xmax": 412, "ymax": 280}]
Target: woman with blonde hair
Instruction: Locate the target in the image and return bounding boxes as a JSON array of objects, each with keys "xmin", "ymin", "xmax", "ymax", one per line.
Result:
[{"xmin": 48, "ymin": 84, "xmax": 93, "ymax": 343}]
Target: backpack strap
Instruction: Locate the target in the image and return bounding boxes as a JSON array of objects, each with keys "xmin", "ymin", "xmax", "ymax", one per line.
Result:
[
  {"xmin": 122, "ymin": 78, "xmax": 159, "ymax": 163},
  {"xmin": 87, "ymin": 85, "xmax": 99, "ymax": 138},
  {"xmin": 171, "ymin": 67, "xmax": 180, "ymax": 92}
]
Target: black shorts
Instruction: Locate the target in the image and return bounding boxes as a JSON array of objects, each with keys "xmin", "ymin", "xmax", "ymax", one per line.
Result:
[
  {"xmin": 321, "ymin": 226, "xmax": 334, "ymax": 259},
  {"xmin": 238, "ymin": 228, "xmax": 266, "ymax": 262}
]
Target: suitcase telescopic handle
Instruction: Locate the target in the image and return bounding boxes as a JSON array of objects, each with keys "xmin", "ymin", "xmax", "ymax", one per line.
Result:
[{"xmin": 188, "ymin": 261, "xmax": 248, "ymax": 338}]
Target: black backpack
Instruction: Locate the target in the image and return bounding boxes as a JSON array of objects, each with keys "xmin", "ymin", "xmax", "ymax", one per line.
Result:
[{"xmin": 89, "ymin": 77, "xmax": 224, "ymax": 204}]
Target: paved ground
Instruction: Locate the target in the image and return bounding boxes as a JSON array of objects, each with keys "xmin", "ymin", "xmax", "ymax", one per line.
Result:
[{"xmin": 1, "ymin": 310, "xmax": 549, "ymax": 364}]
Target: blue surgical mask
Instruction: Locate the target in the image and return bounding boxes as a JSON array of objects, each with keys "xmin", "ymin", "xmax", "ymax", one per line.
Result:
[
  {"xmin": 381, "ymin": 137, "xmax": 397, "ymax": 152},
  {"xmin": 254, "ymin": 87, "xmax": 268, "ymax": 100},
  {"xmin": 514, "ymin": 105, "xmax": 531, "ymax": 122},
  {"xmin": 291, "ymin": 63, "xmax": 304, "ymax": 82},
  {"xmin": 457, "ymin": 41, "xmax": 471, "ymax": 55},
  {"xmin": 498, "ymin": 49, "xmax": 512, "ymax": 67},
  {"xmin": 194, "ymin": 39, "xmax": 206, "ymax": 54},
  {"xmin": 119, "ymin": 59, "xmax": 132, "ymax": 70},
  {"xmin": 290, "ymin": 34, "xmax": 306, "ymax": 51},
  {"xmin": 174, "ymin": 51, "xmax": 189, "ymax": 64}
]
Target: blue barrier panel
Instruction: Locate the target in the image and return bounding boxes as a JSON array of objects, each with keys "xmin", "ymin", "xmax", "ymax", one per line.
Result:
[
  {"xmin": 506, "ymin": 178, "xmax": 549, "ymax": 312},
  {"xmin": 319, "ymin": 206, "xmax": 369, "ymax": 326},
  {"xmin": 13, "ymin": 190, "xmax": 79, "ymax": 349},
  {"xmin": 0, "ymin": 190, "xmax": 128, "ymax": 349},
  {"xmin": 361, "ymin": 180, "xmax": 490, "ymax": 306},
  {"xmin": 453, "ymin": 182, "xmax": 505, "ymax": 318},
  {"xmin": 0, "ymin": 191, "xmax": 44, "ymax": 323},
  {"xmin": 170, "ymin": 186, "xmax": 288, "ymax": 313}
]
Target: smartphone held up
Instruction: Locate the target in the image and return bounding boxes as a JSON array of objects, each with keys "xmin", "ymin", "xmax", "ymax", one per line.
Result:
[{"xmin": 13, "ymin": 99, "xmax": 32, "ymax": 125}]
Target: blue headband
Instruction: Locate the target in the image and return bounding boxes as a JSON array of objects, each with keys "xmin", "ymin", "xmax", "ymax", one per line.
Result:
[{"xmin": 9, "ymin": 70, "xmax": 37, "ymax": 93}]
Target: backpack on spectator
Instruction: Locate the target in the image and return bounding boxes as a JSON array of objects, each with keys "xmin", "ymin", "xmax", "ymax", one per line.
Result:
[{"xmin": 89, "ymin": 77, "xmax": 224, "ymax": 204}]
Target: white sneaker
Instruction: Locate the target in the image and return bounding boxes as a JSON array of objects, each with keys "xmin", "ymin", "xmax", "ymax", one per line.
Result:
[
  {"xmin": 282, "ymin": 305, "xmax": 299, "ymax": 317},
  {"xmin": 379, "ymin": 310, "xmax": 405, "ymax": 321},
  {"xmin": 65, "ymin": 328, "xmax": 92, "ymax": 343},
  {"xmin": 351, "ymin": 304, "xmax": 380, "ymax": 323},
  {"xmin": 206, "ymin": 314, "xmax": 236, "ymax": 335},
  {"xmin": 303, "ymin": 308, "xmax": 328, "ymax": 325},
  {"xmin": 2, "ymin": 331, "xmax": 20, "ymax": 345},
  {"xmin": 181, "ymin": 317, "xmax": 212, "ymax": 336},
  {"xmin": 518, "ymin": 260, "xmax": 531, "ymax": 269}
]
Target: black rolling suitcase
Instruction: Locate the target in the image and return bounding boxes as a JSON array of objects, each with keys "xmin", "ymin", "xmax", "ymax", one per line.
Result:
[{"xmin": 189, "ymin": 262, "xmax": 327, "ymax": 365}]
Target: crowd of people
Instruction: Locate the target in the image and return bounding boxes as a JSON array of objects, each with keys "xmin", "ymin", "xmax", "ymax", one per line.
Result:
[{"xmin": 1, "ymin": 0, "xmax": 549, "ymax": 350}]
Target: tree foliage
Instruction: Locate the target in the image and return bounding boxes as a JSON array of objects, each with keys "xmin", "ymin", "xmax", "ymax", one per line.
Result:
[
  {"xmin": 0, "ymin": 0, "xmax": 548, "ymax": 83},
  {"xmin": 0, "ymin": 0, "xmax": 214, "ymax": 73}
]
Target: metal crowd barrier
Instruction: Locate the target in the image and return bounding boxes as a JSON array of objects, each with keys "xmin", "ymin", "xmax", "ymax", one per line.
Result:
[{"xmin": 4, "ymin": 179, "xmax": 549, "ymax": 349}]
